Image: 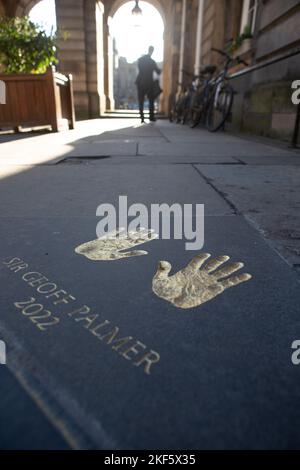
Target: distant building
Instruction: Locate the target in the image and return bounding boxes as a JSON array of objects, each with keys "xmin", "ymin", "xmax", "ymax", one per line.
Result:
[
  {"xmin": 113, "ymin": 40, "xmax": 163, "ymax": 111},
  {"xmin": 113, "ymin": 53, "xmax": 138, "ymax": 109}
]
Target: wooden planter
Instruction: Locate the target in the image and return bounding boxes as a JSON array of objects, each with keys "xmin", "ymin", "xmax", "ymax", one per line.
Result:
[{"xmin": 0, "ymin": 67, "xmax": 75, "ymax": 132}]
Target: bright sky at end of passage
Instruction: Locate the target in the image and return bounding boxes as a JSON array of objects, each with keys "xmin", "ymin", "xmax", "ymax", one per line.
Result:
[
  {"xmin": 111, "ymin": 1, "xmax": 164, "ymax": 64},
  {"xmin": 29, "ymin": 0, "xmax": 57, "ymax": 35}
]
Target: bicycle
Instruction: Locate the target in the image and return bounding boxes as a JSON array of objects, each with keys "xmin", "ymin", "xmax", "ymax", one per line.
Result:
[
  {"xmin": 169, "ymin": 70, "xmax": 199, "ymax": 124},
  {"xmin": 186, "ymin": 65, "xmax": 216, "ymax": 128},
  {"xmin": 190, "ymin": 48, "xmax": 248, "ymax": 132}
]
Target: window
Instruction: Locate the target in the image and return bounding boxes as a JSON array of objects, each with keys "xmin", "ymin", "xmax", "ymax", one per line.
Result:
[{"xmin": 240, "ymin": 0, "xmax": 258, "ymax": 35}]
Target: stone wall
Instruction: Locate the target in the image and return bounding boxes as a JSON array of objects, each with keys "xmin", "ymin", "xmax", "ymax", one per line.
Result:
[
  {"xmin": 199, "ymin": 0, "xmax": 300, "ymax": 143},
  {"xmin": 229, "ymin": 55, "xmax": 300, "ymax": 144},
  {"xmin": 229, "ymin": 1, "xmax": 300, "ymax": 143}
]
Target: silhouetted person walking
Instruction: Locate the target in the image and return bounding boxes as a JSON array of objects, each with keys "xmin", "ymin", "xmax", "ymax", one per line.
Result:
[{"xmin": 136, "ymin": 46, "xmax": 161, "ymax": 123}]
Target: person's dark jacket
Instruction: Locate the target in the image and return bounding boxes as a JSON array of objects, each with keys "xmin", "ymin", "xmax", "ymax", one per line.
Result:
[{"xmin": 135, "ymin": 54, "xmax": 161, "ymax": 90}]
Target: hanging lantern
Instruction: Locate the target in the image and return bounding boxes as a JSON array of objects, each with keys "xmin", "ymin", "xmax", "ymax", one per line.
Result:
[{"xmin": 132, "ymin": 0, "xmax": 142, "ymax": 16}]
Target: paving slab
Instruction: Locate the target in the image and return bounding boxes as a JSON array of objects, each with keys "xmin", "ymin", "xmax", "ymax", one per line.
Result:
[
  {"xmin": 237, "ymin": 155, "xmax": 300, "ymax": 165},
  {"xmin": 0, "ymin": 120, "xmax": 161, "ymax": 164},
  {"xmin": 0, "ymin": 368, "xmax": 69, "ymax": 449},
  {"xmin": 158, "ymin": 127, "xmax": 248, "ymax": 144},
  {"xmin": 0, "ymin": 164, "xmax": 233, "ymax": 217},
  {"xmin": 90, "ymin": 125, "xmax": 164, "ymax": 139},
  {"xmin": 0, "ymin": 143, "xmax": 138, "ymax": 164},
  {"xmin": 60, "ymin": 156, "xmax": 239, "ymax": 164},
  {"xmin": 197, "ymin": 164, "xmax": 300, "ymax": 265},
  {"xmin": 91, "ymin": 137, "xmax": 167, "ymax": 144},
  {"xmin": 1, "ymin": 216, "xmax": 300, "ymax": 449},
  {"xmin": 60, "ymin": 142, "xmax": 138, "ymax": 157},
  {"xmin": 139, "ymin": 142, "xmax": 296, "ymax": 158},
  {"xmin": 0, "ymin": 143, "xmax": 70, "ymax": 165}
]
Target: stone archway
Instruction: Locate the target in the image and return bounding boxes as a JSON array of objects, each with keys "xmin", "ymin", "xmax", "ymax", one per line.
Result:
[
  {"xmin": 0, "ymin": 0, "xmax": 43, "ymax": 17},
  {"xmin": 0, "ymin": 0, "xmax": 201, "ymax": 119},
  {"xmin": 104, "ymin": 0, "xmax": 169, "ymax": 110},
  {"xmin": 103, "ymin": 0, "xmax": 171, "ymax": 113},
  {"xmin": 15, "ymin": 0, "xmax": 43, "ymax": 16}
]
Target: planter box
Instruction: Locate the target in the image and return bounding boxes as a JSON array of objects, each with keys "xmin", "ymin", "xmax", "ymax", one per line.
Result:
[
  {"xmin": 233, "ymin": 39, "xmax": 253, "ymax": 59},
  {"xmin": 0, "ymin": 67, "xmax": 75, "ymax": 132}
]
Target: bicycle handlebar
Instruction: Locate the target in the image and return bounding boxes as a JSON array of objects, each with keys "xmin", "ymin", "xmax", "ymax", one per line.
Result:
[
  {"xmin": 211, "ymin": 48, "xmax": 249, "ymax": 67},
  {"xmin": 211, "ymin": 47, "xmax": 230, "ymax": 59}
]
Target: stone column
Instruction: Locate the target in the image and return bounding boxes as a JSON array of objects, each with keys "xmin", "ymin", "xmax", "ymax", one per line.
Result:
[
  {"xmin": 96, "ymin": 1, "xmax": 107, "ymax": 115},
  {"xmin": 0, "ymin": 1, "xmax": 5, "ymax": 16},
  {"xmin": 178, "ymin": 0, "xmax": 199, "ymax": 87},
  {"xmin": 56, "ymin": 0, "xmax": 106, "ymax": 118},
  {"xmin": 56, "ymin": 0, "xmax": 89, "ymax": 119},
  {"xmin": 194, "ymin": 0, "xmax": 204, "ymax": 75},
  {"xmin": 83, "ymin": 0, "xmax": 106, "ymax": 117},
  {"xmin": 103, "ymin": 15, "xmax": 115, "ymax": 111},
  {"xmin": 178, "ymin": 0, "xmax": 187, "ymax": 86}
]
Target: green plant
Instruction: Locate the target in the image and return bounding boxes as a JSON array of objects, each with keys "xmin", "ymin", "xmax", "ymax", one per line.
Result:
[
  {"xmin": 226, "ymin": 25, "xmax": 253, "ymax": 55},
  {"xmin": 242, "ymin": 24, "xmax": 253, "ymax": 39},
  {"xmin": 0, "ymin": 16, "xmax": 64, "ymax": 74}
]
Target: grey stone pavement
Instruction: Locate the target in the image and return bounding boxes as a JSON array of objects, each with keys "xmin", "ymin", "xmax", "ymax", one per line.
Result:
[{"xmin": 0, "ymin": 118, "xmax": 300, "ymax": 449}]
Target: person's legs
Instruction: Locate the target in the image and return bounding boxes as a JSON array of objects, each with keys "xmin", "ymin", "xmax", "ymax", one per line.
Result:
[
  {"xmin": 148, "ymin": 89, "xmax": 155, "ymax": 121},
  {"xmin": 137, "ymin": 87, "xmax": 145, "ymax": 122}
]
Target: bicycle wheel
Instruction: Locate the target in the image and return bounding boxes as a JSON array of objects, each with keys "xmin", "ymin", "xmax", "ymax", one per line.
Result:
[
  {"xmin": 190, "ymin": 105, "xmax": 204, "ymax": 128},
  {"xmin": 169, "ymin": 104, "xmax": 179, "ymax": 122},
  {"xmin": 206, "ymin": 83, "xmax": 234, "ymax": 132},
  {"xmin": 182, "ymin": 107, "xmax": 191, "ymax": 125},
  {"xmin": 189, "ymin": 89, "xmax": 206, "ymax": 128}
]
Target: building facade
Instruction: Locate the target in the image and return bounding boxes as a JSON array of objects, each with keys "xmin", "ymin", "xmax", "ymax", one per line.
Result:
[{"xmin": 199, "ymin": 0, "xmax": 300, "ymax": 141}]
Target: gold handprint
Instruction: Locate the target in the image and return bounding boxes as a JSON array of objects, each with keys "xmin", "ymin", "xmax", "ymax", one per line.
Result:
[
  {"xmin": 152, "ymin": 253, "xmax": 252, "ymax": 309},
  {"xmin": 75, "ymin": 228, "xmax": 158, "ymax": 261}
]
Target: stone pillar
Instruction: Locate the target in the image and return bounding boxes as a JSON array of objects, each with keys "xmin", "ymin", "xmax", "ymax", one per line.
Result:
[
  {"xmin": 178, "ymin": 0, "xmax": 187, "ymax": 86},
  {"xmin": 56, "ymin": 0, "xmax": 89, "ymax": 119},
  {"xmin": 194, "ymin": 0, "xmax": 204, "ymax": 75},
  {"xmin": 178, "ymin": 0, "xmax": 199, "ymax": 87},
  {"xmin": 56, "ymin": 0, "xmax": 106, "ymax": 119},
  {"xmin": 211, "ymin": 0, "xmax": 226, "ymax": 67},
  {"xmin": 83, "ymin": 0, "xmax": 106, "ymax": 117},
  {"xmin": 103, "ymin": 15, "xmax": 115, "ymax": 111},
  {"xmin": 96, "ymin": 1, "xmax": 107, "ymax": 114},
  {"xmin": 161, "ymin": 0, "xmax": 186, "ymax": 114}
]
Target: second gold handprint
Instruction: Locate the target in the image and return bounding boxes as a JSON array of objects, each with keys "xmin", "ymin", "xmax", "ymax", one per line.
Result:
[{"xmin": 152, "ymin": 253, "xmax": 252, "ymax": 309}]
